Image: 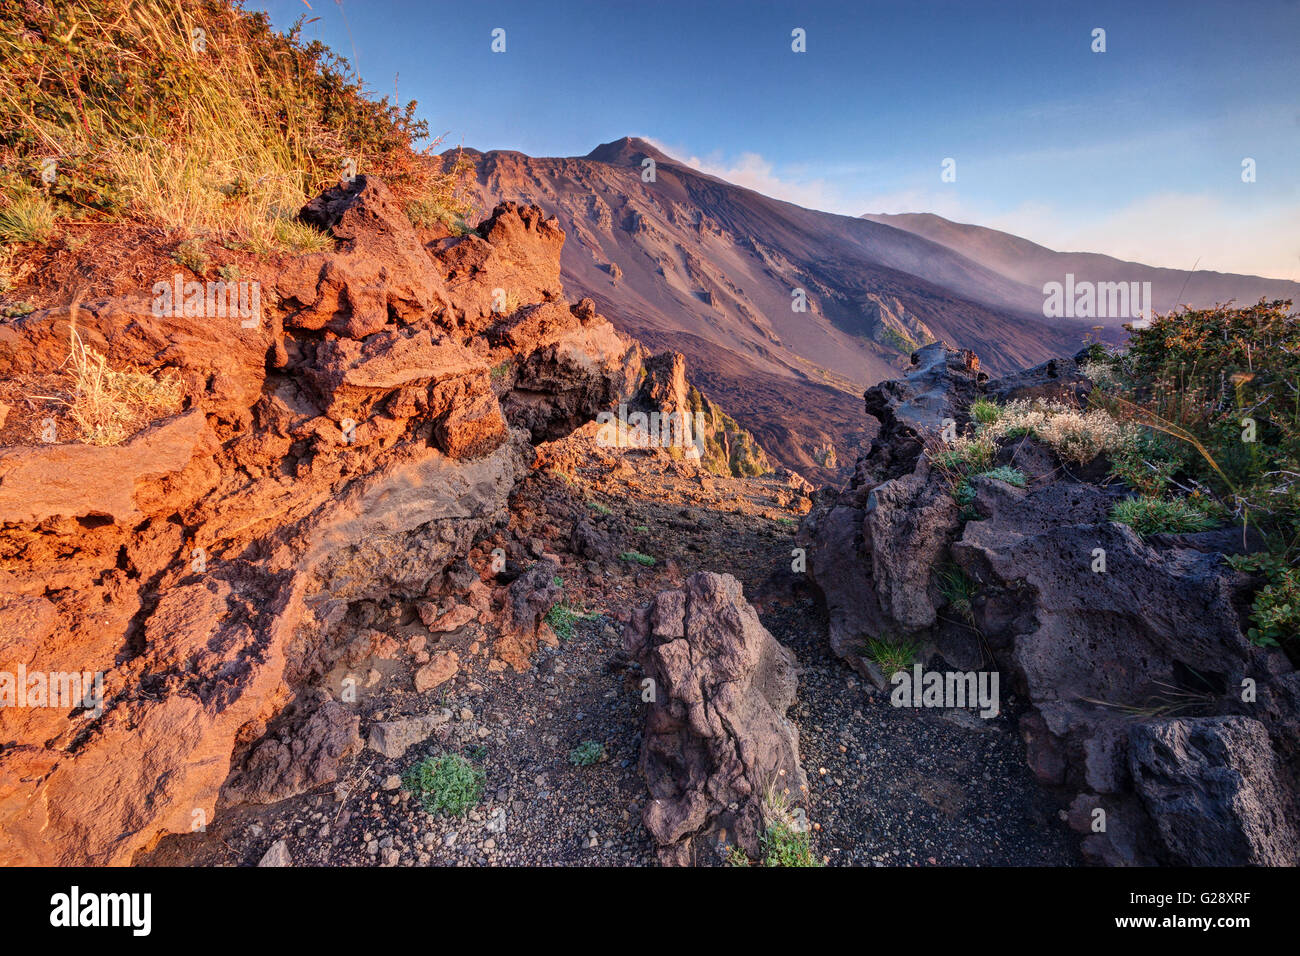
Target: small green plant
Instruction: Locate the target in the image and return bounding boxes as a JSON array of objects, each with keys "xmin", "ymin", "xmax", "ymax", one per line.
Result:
[
  {"xmin": 1227, "ymin": 553, "xmax": 1300, "ymax": 647},
  {"xmin": 171, "ymin": 238, "xmax": 209, "ymax": 275},
  {"xmin": 762, "ymin": 819, "xmax": 819, "ymax": 867},
  {"xmin": 759, "ymin": 792, "xmax": 820, "ymax": 867},
  {"xmin": 970, "ymin": 397, "xmax": 1001, "ymax": 425},
  {"xmin": 568, "ymin": 740, "xmax": 605, "ymax": 766},
  {"xmin": 936, "ymin": 563, "xmax": 978, "ymax": 625},
  {"xmin": 1108, "ymin": 428, "xmax": 1183, "ymax": 497},
  {"xmin": 634, "ymin": 524, "xmax": 650, "ymax": 533},
  {"xmin": 776, "ymin": 516, "xmax": 797, "ymax": 526},
  {"xmin": 955, "ymin": 465, "xmax": 1027, "ymax": 511},
  {"xmin": 2, "ymin": 300, "xmax": 35, "ymax": 318},
  {"xmin": 620, "ymin": 550, "xmax": 656, "ymax": 567},
  {"xmin": 216, "ymin": 262, "xmax": 241, "ymax": 283},
  {"xmin": 545, "ymin": 601, "xmax": 587, "ymax": 641},
  {"xmin": 490, "ymin": 360, "xmax": 512, "ymax": 381},
  {"xmin": 401, "ymin": 753, "xmax": 484, "ymax": 817},
  {"xmin": 1111, "ymin": 496, "xmax": 1219, "ymax": 536},
  {"xmin": 931, "ymin": 433, "xmax": 996, "ymax": 474},
  {"xmin": 980, "ymin": 465, "xmax": 1027, "ymax": 487},
  {"xmin": 864, "ymin": 636, "xmax": 920, "ymax": 677},
  {"xmin": 588, "ymin": 501, "xmax": 612, "ymax": 516},
  {"xmin": 724, "ymin": 844, "xmax": 752, "ymax": 867}
]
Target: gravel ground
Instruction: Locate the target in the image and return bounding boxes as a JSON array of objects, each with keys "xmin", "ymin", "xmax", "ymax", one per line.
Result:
[
  {"xmin": 769, "ymin": 600, "xmax": 1082, "ymax": 866},
  {"xmin": 142, "ymin": 446, "xmax": 1081, "ymax": 867}
]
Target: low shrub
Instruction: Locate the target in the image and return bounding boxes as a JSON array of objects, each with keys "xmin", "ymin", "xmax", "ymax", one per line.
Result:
[{"xmin": 401, "ymin": 753, "xmax": 484, "ymax": 816}]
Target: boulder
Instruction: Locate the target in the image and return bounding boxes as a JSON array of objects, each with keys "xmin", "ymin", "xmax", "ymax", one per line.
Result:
[
  {"xmin": 495, "ymin": 559, "xmax": 562, "ymax": 671},
  {"xmin": 257, "ymin": 839, "xmax": 293, "ymax": 867},
  {"xmin": 367, "ymin": 710, "xmax": 452, "ymax": 760},
  {"xmin": 414, "ymin": 651, "xmax": 460, "ymax": 692},
  {"xmin": 223, "ymin": 700, "xmax": 362, "ymax": 805},
  {"xmin": 278, "ymin": 175, "xmax": 450, "ymax": 338},
  {"xmin": 625, "ymin": 572, "xmax": 806, "ymax": 865}
]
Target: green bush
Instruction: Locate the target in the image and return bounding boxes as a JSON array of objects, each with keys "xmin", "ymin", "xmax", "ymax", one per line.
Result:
[
  {"xmin": 401, "ymin": 754, "xmax": 484, "ymax": 817},
  {"xmin": 1088, "ymin": 301, "xmax": 1299, "ymax": 649},
  {"xmin": 1228, "ymin": 553, "xmax": 1300, "ymax": 647}
]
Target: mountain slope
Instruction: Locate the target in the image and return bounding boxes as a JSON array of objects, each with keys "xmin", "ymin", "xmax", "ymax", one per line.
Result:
[
  {"xmin": 861, "ymin": 212, "xmax": 1300, "ymax": 320},
  {"xmin": 457, "ymin": 137, "xmax": 1094, "ymax": 476}
]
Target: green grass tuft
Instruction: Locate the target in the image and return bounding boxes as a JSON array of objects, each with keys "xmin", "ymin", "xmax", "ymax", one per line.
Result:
[
  {"xmin": 568, "ymin": 740, "xmax": 605, "ymax": 766},
  {"xmin": 0, "ymin": 188, "xmax": 56, "ymax": 245},
  {"xmin": 936, "ymin": 562, "xmax": 978, "ymax": 624},
  {"xmin": 1111, "ymin": 496, "xmax": 1219, "ymax": 536},
  {"xmin": 970, "ymin": 397, "xmax": 1001, "ymax": 425},
  {"xmin": 864, "ymin": 636, "xmax": 920, "ymax": 677}
]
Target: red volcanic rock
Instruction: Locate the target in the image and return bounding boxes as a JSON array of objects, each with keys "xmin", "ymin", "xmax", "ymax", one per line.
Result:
[
  {"xmin": 414, "ymin": 651, "xmax": 459, "ymax": 692},
  {"xmin": 433, "ymin": 202, "xmax": 566, "ymax": 335},
  {"xmin": 278, "ymin": 175, "xmax": 451, "ymax": 338},
  {"xmin": 0, "ymin": 179, "xmax": 648, "ymax": 865}
]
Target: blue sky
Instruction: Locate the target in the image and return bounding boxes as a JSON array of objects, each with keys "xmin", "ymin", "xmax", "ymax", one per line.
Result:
[{"xmin": 254, "ymin": 0, "xmax": 1300, "ymax": 279}]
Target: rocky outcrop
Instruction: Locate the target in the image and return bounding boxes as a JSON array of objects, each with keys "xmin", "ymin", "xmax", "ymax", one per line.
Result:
[
  {"xmin": 281, "ymin": 175, "xmax": 451, "ymax": 339},
  {"xmin": 0, "ymin": 180, "xmax": 663, "ymax": 864},
  {"xmin": 799, "ymin": 343, "xmax": 978, "ymax": 681},
  {"xmin": 800, "ymin": 343, "xmax": 1300, "ymax": 865},
  {"xmin": 624, "ymin": 571, "xmax": 806, "ymax": 865}
]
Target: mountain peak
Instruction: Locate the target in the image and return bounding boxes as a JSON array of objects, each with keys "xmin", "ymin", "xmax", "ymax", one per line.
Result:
[{"xmin": 585, "ymin": 136, "xmax": 674, "ymax": 165}]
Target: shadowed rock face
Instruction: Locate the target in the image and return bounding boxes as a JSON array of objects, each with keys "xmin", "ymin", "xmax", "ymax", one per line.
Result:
[
  {"xmin": 624, "ymin": 571, "xmax": 807, "ymax": 865},
  {"xmin": 799, "ymin": 344, "xmax": 1300, "ymax": 865},
  {"xmin": 1129, "ymin": 716, "xmax": 1297, "ymax": 866},
  {"xmin": 0, "ymin": 180, "xmax": 693, "ymax": 865}
]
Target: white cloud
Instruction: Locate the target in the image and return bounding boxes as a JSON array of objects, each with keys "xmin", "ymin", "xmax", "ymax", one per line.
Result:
[{"xmin": 645, "ymin": 138, "xmax": 843, "ymax": 213}]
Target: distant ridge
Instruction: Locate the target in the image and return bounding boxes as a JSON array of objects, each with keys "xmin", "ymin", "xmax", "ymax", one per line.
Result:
[{"xmin": 861, "ymin": 212, "xmax": 1299, "ymax": 314}]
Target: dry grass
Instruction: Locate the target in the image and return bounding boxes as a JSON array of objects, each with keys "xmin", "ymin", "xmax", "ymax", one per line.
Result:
[
  {"xmin": 1, "ymin": 0, "xmax": 472, "ymax": 249},
  {"xmin": 60, "ymin": 323, "xmax": 183, "ymax": 445},
  {"xmin": 982, "ymin": 399, "xmax": 1130, "ymax": 464}
]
